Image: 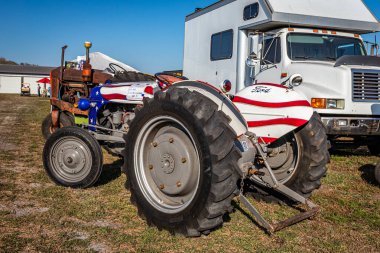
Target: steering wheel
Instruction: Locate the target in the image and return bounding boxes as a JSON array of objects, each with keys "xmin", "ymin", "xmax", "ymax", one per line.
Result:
[
  {"xmin": 155, "ymin": 72, "xmax": 188, "ymax": 89},
  {"xmin": 109, "ymin": 63, "xmax": 128, "ymax": 74}
]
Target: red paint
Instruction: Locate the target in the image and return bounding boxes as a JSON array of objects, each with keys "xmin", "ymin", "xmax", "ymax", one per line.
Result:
[
  {"xmin": 247, "ymin": 118, "xmax": 308, "ymax": 127},
  {"xmin": 233, "ymin": 96, "xmax": 310, "ymax": 108},
  {"xmin": 144, "ymin": 86, "xmax": 154, "ymax": 95},
  {"xmin": 102, "ymin": 94, "xmax": 126, "ymax": 100},
  {"xmin": 258, "ymin": 137, "xmax": 278, "ymax": 144}
]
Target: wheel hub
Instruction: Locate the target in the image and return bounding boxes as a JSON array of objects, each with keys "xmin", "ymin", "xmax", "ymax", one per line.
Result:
[
  {"xmin": 51, "ymin": 137, "xmax": 92, "ymax": 183},
  {"xmin": 161, "ymin": 154, "xmax": 175, "ymax": 174}
]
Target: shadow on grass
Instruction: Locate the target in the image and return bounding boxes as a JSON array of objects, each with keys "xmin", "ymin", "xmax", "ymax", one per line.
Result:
[
  {"xmin": 329, "ymin": 147, "xmax": 372, "ymax": 157},
  {"xmin": 359, "ymin": 163, "xmax": 379, "ymax": 186},
  {"xmin": 95, "ymin": 159, "xmax": 123, "ymax": 187}
]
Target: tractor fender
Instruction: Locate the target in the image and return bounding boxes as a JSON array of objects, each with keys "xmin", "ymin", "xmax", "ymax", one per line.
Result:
[
  {"xmin": 172, "ymin": 81, "xmax": 248, "ymax": 136},
  {"xmin": 233, "ymin": 83, "xmax": 314, "ymax": 144}
]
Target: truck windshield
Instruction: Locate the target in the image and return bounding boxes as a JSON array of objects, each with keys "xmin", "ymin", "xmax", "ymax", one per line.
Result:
[{"xmin": 287, "ymin": 33, "xmax": 366, "ymax": 61}]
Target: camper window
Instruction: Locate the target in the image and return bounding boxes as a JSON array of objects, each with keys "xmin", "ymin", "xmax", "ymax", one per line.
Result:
[
  {"xmin": 211, "ymin": 30, "xmax": 233, "ymax": 61},
  {"xmin": 243, "ymin": 3, "xmax": 259, "ymax": 21},
  {"xmin": 262, "ymin": 37, "xmax": 281, "ymax": 65}
]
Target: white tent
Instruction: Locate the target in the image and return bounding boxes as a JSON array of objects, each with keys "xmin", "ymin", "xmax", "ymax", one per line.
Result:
[{"xmin": 75, "ymin": 52, "xmax": 138, "ymax": 72}]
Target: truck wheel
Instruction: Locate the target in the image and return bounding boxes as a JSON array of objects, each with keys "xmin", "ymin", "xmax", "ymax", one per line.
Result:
[
  {"xmin": 43, "ymin": 126, "xmax": 103, "ymax": 188},
  {"xmin": 375, "ymin": 162, "xmax": 380, "ymax": 185},
  {"xmin": 251, "ymin": 112, "xmax": 330, "ymax": 202},
  {"xmin": 368, "ymin": 144, "xmax": 380, "ymax": 156},
  {"xmin": 124, "ymin": 87, "xmax": 241, "ymax": 237},
  {"xmin": 41, "ymin": 112, "xmax": 75, "ymax": 140}
]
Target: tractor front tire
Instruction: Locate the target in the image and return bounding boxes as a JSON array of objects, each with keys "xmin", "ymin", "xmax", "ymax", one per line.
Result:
[
  {"xmin": 124, "ymin": 87, "xmax": 241, "ymax": 237},
  {"xmin": 251, "ymin": 112, "xmax": 330, "ymax": 202},
  {"xmin": 42, "ymin": 112, "xmax": 75, "ymax": 140},
  {"xmin": 43, "ymin": 126, "xmax": 103, "ymax": 188}
]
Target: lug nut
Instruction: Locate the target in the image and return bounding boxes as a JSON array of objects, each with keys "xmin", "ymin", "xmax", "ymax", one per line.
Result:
[
  {"xmin": 152, "ymin": 142, "xmax": 158, "ymax": 147},
  {"xmin": 159, "ymin": 184, "xmax": 165, "ymax": 190},
  {"xmin": 181, "ymin": 158, "xmax": 187, "ymax": 163},
  {"xmin": 149, "ymin": 165, "xmax": 153, "ymax": 170},
  {"xmin": 169, "ymin": 138, "xmax": 174, "ymax": 143},
  {"xmin": 176, "ymin": 181, "xmax": 182, "ymax": 187}
]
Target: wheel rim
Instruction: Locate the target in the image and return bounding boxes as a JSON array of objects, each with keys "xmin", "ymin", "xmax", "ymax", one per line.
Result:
[
  {"xmin": 134, "ymin": 116, "xmax": 201, "ymax": 214},
  {"xmin": 266, "ymin": 133, "xmax": 301, "ymax": 184},
  {"xmin": 50, "ymin": 137, "xmax": 92, "ymax": 183}
]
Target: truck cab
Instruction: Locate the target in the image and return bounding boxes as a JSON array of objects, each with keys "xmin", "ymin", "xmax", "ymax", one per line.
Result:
[
  {"xmin": 183, "ymin": 0, "xmax": 380, "ymax": 153},
  {"xmin": 248, "ymin": 28, "xmax": 380, "ymax": 152}
]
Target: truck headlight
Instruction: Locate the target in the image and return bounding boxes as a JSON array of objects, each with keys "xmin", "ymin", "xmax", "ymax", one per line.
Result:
[{"xmin": 311, "ymin": 98, "xmax": 344, "ymax": 109}]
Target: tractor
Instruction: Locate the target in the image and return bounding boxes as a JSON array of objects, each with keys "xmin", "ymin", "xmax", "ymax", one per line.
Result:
[{"xmin": 42, "ymin": 42, "xmax": 329, "ymax": 236}]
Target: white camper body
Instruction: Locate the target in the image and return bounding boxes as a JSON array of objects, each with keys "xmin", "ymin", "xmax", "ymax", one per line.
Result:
[{"xmin": 183, "ymin": 0, "xmax": 380, "ymax": 147}]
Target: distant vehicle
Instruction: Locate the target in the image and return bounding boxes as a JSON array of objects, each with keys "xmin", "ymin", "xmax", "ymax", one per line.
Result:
[
  {"xmin": 20, "ymin": 83, "xmax": 30, "ymax": 96},
  {"xmin": 183, "ymin": 0, "xmax": 380, "ymax": 155}
]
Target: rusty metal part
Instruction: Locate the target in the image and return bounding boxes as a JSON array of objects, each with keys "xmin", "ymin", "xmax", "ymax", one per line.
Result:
[
  {"xmin": 50, "ymin": 98, "xmax": 89, "ymax": 116},
  {"xmin": 51, "ymin": 110, "xmax": 60, "ymax": 131}
]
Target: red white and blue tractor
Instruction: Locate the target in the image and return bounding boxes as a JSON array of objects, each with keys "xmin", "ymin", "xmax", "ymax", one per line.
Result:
[{"xmin": 42, "ymin": 43, "xmax": 329, "ymax": 236}]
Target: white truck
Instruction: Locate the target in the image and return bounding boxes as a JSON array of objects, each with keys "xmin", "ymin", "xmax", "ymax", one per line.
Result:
[{"xmin": 183, "ymin": 0, "xmax": 380, "ymax": 154}]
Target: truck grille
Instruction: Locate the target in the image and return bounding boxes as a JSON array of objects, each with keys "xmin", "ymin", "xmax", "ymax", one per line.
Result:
[{"xmin": 352, "ymin": 70, "xmax": 380, "ymax": 101}]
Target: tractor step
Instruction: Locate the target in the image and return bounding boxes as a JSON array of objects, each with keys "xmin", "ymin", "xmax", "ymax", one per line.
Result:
[{"xmin": 238, "ymin": 189, "xmax": 319, "ymax": 234}]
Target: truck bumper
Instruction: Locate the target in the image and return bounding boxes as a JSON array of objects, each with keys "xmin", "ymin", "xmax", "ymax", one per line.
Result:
[{"xmin": 321, "ymin": 116, "xmax": 380, "ymax": 136}]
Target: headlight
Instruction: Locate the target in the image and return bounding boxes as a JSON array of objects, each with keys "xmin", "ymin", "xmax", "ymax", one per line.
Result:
[{"xmin": 311, "ymin": 98, "xmax": 345, "ymax": 109}]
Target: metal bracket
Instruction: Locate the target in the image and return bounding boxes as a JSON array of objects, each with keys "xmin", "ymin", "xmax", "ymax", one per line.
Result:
[{"xmin": 238, "ymin": 131, "xmax": 320, "ymax": 234}]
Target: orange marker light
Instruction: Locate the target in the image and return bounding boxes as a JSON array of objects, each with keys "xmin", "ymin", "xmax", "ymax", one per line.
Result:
[
  {"xmin": 281, "ymin": 73, "xmax": 288, "ymax": 78},
  {"xmin": 288, "ymin": 28, "xmax": 295, "ymax": 32},
  {"xmin": 354, "ymin": 34, "xmax": 360, "ymax": 38},
  {"xmin": 311, "ymin": 98, "xmax": 327, "ymax": 109},
  {"xmin": 313, "ymin": 29, "xmax": 319, "ymax": 33},
  {"xmin": 322, "ymin": 30, "xmax": 328, "ymax": 34},
  {"xmin": 331, "ymin": 31, "xmax": 337, "ymax": 35}
]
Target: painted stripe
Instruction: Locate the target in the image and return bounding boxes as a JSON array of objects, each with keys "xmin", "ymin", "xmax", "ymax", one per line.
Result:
[
  {"xmin": 233, "ymin": 96, "xmax": 311, "ymax": 108},
  {"xmin": 255, "ymin": 83, "xmax": 288, "ymax": 89},
  {"xmin": 248, "ymin": 118, "xmax": 308, "ymax": 127},
  {"xmin": 102, "ymin": 94, "xmax": 126, "ymax": 100}
]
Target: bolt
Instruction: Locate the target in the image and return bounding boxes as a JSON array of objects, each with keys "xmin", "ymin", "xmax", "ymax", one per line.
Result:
[
  {"xmin": 152, "ymin": 142, "xmax": 158, "ymax": 147},
  {"xmin": 181, "ymin": 158, "xmax": 187, "ymax": 163},
  {"xmin": 159, "ymin": 184, "xmax": 165, "ymax": 190},
  {"xmin": 169, "ymin": 138, "xmax": 174, "ymax": 143},
  {"xmin": 176, "ymin": 181, "xmax": 182, "ymax": 187},
  {"xmin": 149, "ymin": 165, "xmax": 153, "ymax": 170}
]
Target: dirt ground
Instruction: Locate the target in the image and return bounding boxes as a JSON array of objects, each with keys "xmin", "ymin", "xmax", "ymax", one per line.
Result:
[{"xmin": 0, "ymin": 94, "xmax": 379, "ymax": 253}]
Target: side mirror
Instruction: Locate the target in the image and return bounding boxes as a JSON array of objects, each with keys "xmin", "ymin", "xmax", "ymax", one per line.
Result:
[
  {"xmin": 289, "ymin": 74, "xmax": 303, "ymax": 87},
  {"xmin": 370, "ymin": 44, "xmax": 379, "ymax": 56},
  {"xmin": 246, "ymin": 52, "xmax": 259, "ymax": 67}
]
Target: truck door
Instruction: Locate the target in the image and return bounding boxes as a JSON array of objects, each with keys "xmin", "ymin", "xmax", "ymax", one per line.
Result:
[{"xmin": 247, "ymin": 34, "xmax": 283, "ymax": 85}]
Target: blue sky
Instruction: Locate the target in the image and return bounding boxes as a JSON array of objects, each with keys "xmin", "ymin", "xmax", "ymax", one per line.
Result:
[{"xmin": 0, "ymin": 0, "xmax": 379, "ymax": 73}]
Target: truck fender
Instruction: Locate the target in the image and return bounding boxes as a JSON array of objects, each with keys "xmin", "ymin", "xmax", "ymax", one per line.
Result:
[
  {"xmin": 172, "ymin": 81, "xmax": 248, "ymax": 136},
  {"xmin": 233, "ymin": 83, "xmax": 314, "ymax": 144}
]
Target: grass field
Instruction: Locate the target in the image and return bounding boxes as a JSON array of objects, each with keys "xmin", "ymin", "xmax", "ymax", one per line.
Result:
[{"xmin": 0, "ymin": 94, "xmax": 379, "ymax": 253}]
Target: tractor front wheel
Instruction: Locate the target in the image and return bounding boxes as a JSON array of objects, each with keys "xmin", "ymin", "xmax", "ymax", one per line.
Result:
[
  {"xmin": 251, "ymin": 112, "xmax": 330, "ymax": 202},
  {"xmin": 43, "ymin": 126, "xmax": 103, "ymax": 188}
]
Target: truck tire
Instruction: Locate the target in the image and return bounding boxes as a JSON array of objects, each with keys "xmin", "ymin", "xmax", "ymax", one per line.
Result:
[
  {"xmin": 123, "ymin": 87, "xmax": 241, "ymax": 237},
  {"xmin": 42, "ymin": 112, "xmax": 75, "ymax": 140},
  {"xmin": 251, "ymin": 112, "xmax": 330, "ymax": 202},
  {"xmin": 375, "ymin": 162, "xmax": 380, "ymax": 185},
  {"xmin": 43, "ymin": 126, "xmax": 103, "ymax": 188}
]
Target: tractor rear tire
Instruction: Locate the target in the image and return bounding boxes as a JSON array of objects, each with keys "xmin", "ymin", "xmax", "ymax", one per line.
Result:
[
  {"xmin": 42, "ymin": 112, "xmax": 75, "ymax": 140},
  {"xmin": 43, "ymin": 126, "xmax": 103, "ymax": 188},
  {"xmin": 123, "ymin": 87, "xmax": 241, "ymax": 237},
  {"xmin": 250, "ymin": 112, "xmax": 330, "ymax": 203}
]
